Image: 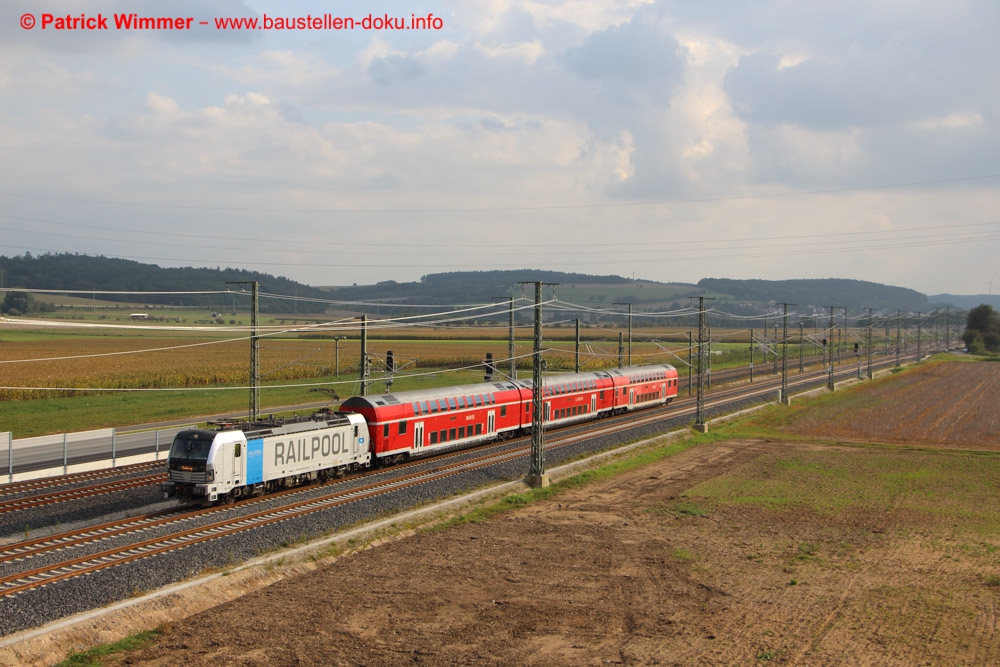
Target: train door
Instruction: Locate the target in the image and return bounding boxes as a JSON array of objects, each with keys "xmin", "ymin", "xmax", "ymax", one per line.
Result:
[
  {"xmin": 661, "ymin": 383, "xmax": 666, "ymax": 399},
  {"xmin": 591, "ymin": 394, "xmax": 597, "ymax": 414},
  {"xmin": 487, "ymin": 410, "xmax": 495, "ymax": 434},
  {"xmin": 544, "ymin": 403, "xmax": 551, "ymax": 422},
  {"xmin": 629, "ymin": 389, "xmax": 635, "ymax": 407},
  {"xmin": 231, "ymin": 440, "xmax": 243, "ymax": 487},
  {"xmin": 414, "ymin": 422, "xmax": 424, "ymax": 451}
]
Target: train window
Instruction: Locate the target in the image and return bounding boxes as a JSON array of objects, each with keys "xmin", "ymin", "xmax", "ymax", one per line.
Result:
[
  {"xmin": 500, "ymin": 405, "xmax": 507, "ymax": 417},
  {"xmin": 399, "ymin": 421, "xmax": 407, "ymax": 435},
  {"xmin": 525, "ymin": 403, "xmax": 530, "ymax": 413},
  {"xmin": 476, "ymin": 424, "xmax": 482, "ymax": 435},
  {"xmin": 430, "ymin": 401, "xmax": 439, "ymax": 414},
  {"xmin": 354, "ymin": 426, "xmax": 359, "ymax": 438},
  {"xmin": 459, "ymin": 426, "xmax": 465, "ymax": 438},
  {"xmin": 412, "ymin": 402, "xmax": 421, "ymax": 415},
  {"xmin": 449, "ymin": 428, "xmax": 456, "ymax": 441},
  {"xmin": 448, "ymin": 398, "xmax": 458, "ymax": 410},
  {"xmin": 438, "ymin": 430, "xmax": 446, "ymax": 442},
  {"xmin": 234, "ymin": 443, "xmax": 241, "ymax": 457},
  {"xmin": 600, "ymin": 391, "xmax": 604, "ymax": 399},
  {"xmin": 431, "ymin": 431, "xmax": 438, "ymax": 444},
  {"xmin": 475, "ymin": 395, "xmax": 483, "ymax": 407},
  {"xmin": 383, "ymin": 424, "xmax": 390, "ymax": 438},
  {"xmin": 458, "ymin": 397, "xmax": 466, "ymax": 409}
]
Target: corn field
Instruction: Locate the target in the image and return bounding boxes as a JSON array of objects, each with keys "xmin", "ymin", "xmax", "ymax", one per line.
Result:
[{"xmin": 0, "ymin": 332, "xmax": 696, "ymax": 401}]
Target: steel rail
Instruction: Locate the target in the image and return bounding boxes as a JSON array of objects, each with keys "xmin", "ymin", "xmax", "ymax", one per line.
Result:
[
  {"xmin": 0, "ymin": 473, "xmax": 166, "ymax": 516},
  {"xmin": 0, "ymin": 347, "xmax": 932, "ymax": 590}
]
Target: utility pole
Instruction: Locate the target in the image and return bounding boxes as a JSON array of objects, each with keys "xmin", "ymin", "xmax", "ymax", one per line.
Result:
[
  {"xmin": 694, "ymin": 297, "xmax": 713, "ymax": 432},
  {"xmin": 687, "ymin": 331, "xmax": 693, "ymax": 395},
  {"xmin": 867, "ymin": 308, "xmax": 874, "ymax": 379},
  {"xmin": 618, "ymin": 332, "xmax": 624, "ymax": 369},
  {"xmin": 771, "ymin": 314, "xmax": 779, "ymax": 374},
  {"xmin": 799, "ymin": 322, "xmax": 804, "ymax": 373},
  {"xmin": 614, "ymin": 302, "xmax": 632, "ymax": 366},
  {"xmin": 359, "ymin": 314, "xmax": 370, "ymax": 396},
  {"xmin": 841, "ymin": 308, "xmax": 848, "ymax": 365},
  {"xmin": 779, "ymin": 303, "xmax": 793, "ymax": 403},
  {"xmin": 334, "ymin": 336, "xmax": 344, "ymax": 376},
  {"xmin": 520, "ymin": 281, "xmax": 557, "ymax": 488},
  {"xmin": 493, "ymin": 296, "xmax": 516, "ymax": 379},
  {"xmin": 945, "ymin": 307, "xmax": 951, "ymax": 350},
  {"xmin": 896, "ymin": 310, "xmax": 903, "ymax": 368},
  {"xmin": 917, "ymin": 312, "xmax": 922, "ymax": 360},
  {"xmin": 227, "ymin": 281, "xmax": 259, "ymax": 421},
  {"xmin": 707, "ymin": 328, "xmax": 712, "ymax": 389},
  {"xmin": 575, "ymin": 318, "xmax": 581, "ymax": 373},
  {"xmin": 826, "ymin": 306, "xmax": 840, "ymax": 391}
]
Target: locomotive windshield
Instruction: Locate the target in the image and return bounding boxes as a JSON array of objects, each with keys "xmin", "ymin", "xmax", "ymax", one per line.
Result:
[{"xmin": 168, "ymin": 432, "xmax": 215, "ymax": 460}]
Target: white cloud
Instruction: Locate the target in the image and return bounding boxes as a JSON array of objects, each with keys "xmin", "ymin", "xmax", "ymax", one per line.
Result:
[
  {"xmin": 474, "ymin": 40, "xmax": 545, "ymax": 65},
  {"xmin": 913, "ymin": 113, "xmax": 985, "ymax": 131}
]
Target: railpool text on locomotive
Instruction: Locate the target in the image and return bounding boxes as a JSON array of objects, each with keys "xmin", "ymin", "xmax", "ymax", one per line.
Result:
[{"xmin": 273, "ymin": 433, "xmax": 348, "ymax": 466}]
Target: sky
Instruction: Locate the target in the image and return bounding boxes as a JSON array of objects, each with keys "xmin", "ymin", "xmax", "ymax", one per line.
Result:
[{"xmin": 1, "ymin": 0, "xmax": 998, "ymax": 295}]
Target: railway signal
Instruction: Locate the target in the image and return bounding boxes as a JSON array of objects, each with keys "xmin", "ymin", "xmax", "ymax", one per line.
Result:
[{"xmin": 484, "ymin": 352, "xmax": 496, "ymax": 382}]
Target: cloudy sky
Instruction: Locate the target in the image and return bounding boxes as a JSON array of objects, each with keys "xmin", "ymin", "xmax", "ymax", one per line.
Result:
[{"xmin": 1, "ymin": 0, "xmax": 997, "ymax": 295}]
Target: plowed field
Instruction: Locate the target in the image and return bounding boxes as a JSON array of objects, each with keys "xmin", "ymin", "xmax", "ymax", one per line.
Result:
[{"xmin": 25, "ymin": 361, "xmax": 1000, "ymax": 666}]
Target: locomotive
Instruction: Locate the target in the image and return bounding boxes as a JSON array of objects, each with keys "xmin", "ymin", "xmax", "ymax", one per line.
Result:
[
  {"xmin": 162, "ymin": 411, "xmax": 371, "ymax": 504},
  {"xmin": 164, "ymin": 363, "xmax": 678, "ymax": 504}
]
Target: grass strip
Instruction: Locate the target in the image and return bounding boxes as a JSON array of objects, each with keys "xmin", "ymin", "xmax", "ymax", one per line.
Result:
[{"xmin": 56, "ymin": 628, "xmax": 163, "ymax": 666}]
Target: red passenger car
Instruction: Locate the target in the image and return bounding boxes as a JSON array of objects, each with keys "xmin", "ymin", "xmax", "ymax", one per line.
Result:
[{"xmin": 339, "ymin": 380, "xmax": 526, "ymax": 465}]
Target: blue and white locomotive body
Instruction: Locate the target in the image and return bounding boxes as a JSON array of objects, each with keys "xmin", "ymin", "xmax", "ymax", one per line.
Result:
[{"xmin": 162, "ymin": 412, "xmax": 370, "ymax": 505}]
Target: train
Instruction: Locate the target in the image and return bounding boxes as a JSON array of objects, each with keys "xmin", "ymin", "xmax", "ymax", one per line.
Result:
[{"xmin": 162, "ymin": 363, "xmax": 679, "ymax": 504}]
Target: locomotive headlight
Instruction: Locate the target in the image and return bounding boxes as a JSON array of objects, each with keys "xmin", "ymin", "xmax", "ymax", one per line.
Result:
[{"xmin": 205, "ymin": 468, "xmax": 215, "ymax": 482}]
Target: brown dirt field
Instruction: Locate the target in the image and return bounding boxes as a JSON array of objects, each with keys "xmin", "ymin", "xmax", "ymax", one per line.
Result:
[
  {"xmin": 30, "ymin": 361, "xmax": 1000, "ymax": 665},
  {"xmin": 769, "ymin": 360, "xmax": 1000, "ymax": 449}
]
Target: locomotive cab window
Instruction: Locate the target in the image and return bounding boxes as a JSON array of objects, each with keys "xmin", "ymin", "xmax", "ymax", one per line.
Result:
[
  {"xmin": 234, "ymin": 443, "xmax": 241, "ymax": 457},
  {"xmin": 383, "ymin": 424, "xmax": 390, "ymax": 438},
  {"xmin": 399, "ymin": 421, "xmax": 407, "ymax": 435},
  {"xmin": 500, "ymin": 405, "xmax": 507, "ymax": 417}
]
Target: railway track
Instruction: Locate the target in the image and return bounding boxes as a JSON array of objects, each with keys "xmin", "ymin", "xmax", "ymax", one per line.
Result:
[
  {"xmin": 0, "ymin": 346, "xmax": 917, "ymax": 519},
  {"xmin": 0, "ymin": 460, "xmax": 164, "ymax": 499},
  {"xmin": 0, "ymin": 349, "xmax": 918, "ymax": 600},
  {"xmin": 0, "ymin": 350, "xmax": 928, "ymax": 598}
]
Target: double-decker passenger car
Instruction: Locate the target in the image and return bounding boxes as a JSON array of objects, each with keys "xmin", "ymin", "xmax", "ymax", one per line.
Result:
[{"xmin": 339, "ymin": 364, "xmax": 679, "ymax": 466}]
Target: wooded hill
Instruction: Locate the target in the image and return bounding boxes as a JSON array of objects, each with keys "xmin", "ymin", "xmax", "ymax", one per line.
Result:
[
  {"xmin": 0, "ymin": 253, "xmax": 328, "ymax": 314},
  {"xmin": 0, "ymin": 254, "xmax": 958, "ymax": 319},
  {"xmin": 326, "ymin": 271, "xmax": 936, "ymax": 317}
]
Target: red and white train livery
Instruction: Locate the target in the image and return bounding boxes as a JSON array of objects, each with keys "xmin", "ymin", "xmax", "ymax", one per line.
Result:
[{"xmin": 339, "ymin": 363, "xmax": 679, "ymax": 465}]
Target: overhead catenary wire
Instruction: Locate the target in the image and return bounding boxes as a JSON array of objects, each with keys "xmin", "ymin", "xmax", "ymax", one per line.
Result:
[{"xmin": 1, "ymin": 172, "xmax": 997, "ymax": 213}]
